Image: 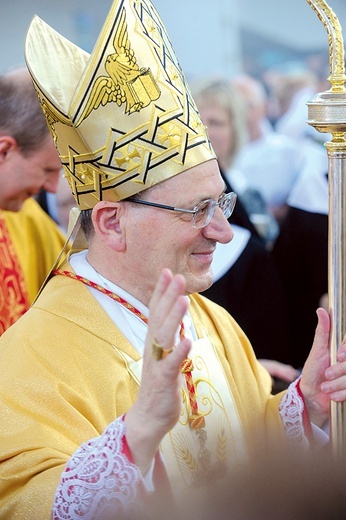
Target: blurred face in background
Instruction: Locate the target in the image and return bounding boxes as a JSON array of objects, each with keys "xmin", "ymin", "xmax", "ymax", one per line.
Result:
[
  {"xmin": 0, "ymin": 134, "xmax": 61, "ymax": 212},
  {"xmin": 197, "ymin": 101, "xmax": 234, "ymax": 172}
]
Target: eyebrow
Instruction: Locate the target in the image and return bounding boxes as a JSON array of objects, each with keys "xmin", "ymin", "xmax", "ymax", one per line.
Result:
[{"xmin": 190, "ymin": 183, "xmax": 227, "ymax": 207}]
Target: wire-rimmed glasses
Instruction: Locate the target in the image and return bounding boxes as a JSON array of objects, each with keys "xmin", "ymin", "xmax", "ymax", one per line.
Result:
[{"xmin": 128, "ymin": 191, "xmax": 237, "ymax": 228}]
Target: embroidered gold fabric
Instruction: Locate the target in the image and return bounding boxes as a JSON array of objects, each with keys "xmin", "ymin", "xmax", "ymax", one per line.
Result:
[{"xmin": 25, "ymin": 0, "xmax": 216, "ymax": 210}]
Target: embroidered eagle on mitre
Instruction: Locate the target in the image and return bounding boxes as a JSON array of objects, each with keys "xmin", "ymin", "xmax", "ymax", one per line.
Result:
[{"xmin": 78, "ymin": 6, "xmax": 161, "ymax": 126}]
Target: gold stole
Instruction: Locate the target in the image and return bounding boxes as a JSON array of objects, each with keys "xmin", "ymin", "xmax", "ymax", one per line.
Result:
[
  {"xmin": 0, "ymin": 212, "xmax": 30, "ymax": 334},
  {"xmin": 115, "ymin": 335, "xmax": 248, "ymax": 500}
]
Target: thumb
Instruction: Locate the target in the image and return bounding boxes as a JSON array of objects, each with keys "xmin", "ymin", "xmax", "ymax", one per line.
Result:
[
  {"xmin": 310, "ymin": 307, "xmax": 331, "ymax": 359},
  {"xmin": 301, "ymin": 307, "xmax": 330, "ymax": 391}
]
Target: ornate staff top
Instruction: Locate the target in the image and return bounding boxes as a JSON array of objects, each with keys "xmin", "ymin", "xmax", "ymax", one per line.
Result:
[{"xmin": 306, "ymin": 0, "xmax": 346, "ymax": 141}]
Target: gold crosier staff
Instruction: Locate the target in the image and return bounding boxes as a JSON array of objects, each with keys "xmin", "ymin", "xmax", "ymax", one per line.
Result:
[{"xmin": 306, "ymin": 0, "xmax": 346, "ymax": 457}]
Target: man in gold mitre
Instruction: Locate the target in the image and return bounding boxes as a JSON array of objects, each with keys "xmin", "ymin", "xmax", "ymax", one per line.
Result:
[{"xmin": 0, "ymin": 0, "xmax": 345, "ymax": 518}]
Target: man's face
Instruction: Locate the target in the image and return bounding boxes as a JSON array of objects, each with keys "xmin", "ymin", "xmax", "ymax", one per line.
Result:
[
  {"xmin": 0, "ymin": 135, "xmax": 61, "ymax": 211},
  {"xmin": 124, "ymin": 159, "xmax": 234, "ymax": 300}
]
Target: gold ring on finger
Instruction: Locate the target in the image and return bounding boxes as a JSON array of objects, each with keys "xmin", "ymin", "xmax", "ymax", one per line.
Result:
[{"xmin": 151, "ymin": 338, "xmax": 173, "ymax": 361}]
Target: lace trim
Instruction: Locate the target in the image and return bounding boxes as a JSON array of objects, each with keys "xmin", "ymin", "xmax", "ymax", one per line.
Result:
[
  {"xmin": 53, "ymin": 417, "xmax": 142, "ymax": 519},
  {"xmin": 278, "ymin": 378, "xmax": 309, "ymax": 449}
]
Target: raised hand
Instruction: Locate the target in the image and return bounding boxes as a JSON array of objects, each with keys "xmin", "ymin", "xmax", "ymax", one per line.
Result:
[
  {"xmin": 125, "ymin": 268, "xmax": 192, "ymax": 474},
  {"xmin": 300, "ymin": 307, "xmax": 346, "ymax": 428}
]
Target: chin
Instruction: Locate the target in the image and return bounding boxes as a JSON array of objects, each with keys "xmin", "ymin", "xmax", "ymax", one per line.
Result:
[
  {"xmin": 186, "ymin": 273, "xmax": 213, "ymax": 294},
  {"xmin": 4, "ymin": 199, "xmax": 24, "ymax": 212}
]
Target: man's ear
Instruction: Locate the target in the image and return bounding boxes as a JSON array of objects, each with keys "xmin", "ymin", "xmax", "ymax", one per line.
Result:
[
  {"xmin": 91, "ymin": 201, "xmax": 126, "ymax": 251},
  {"xmin": 0, "ymin": 136, "xmax": 18, "ymax": 164}
]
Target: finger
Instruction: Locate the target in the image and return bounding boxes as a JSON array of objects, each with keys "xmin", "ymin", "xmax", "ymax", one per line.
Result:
[
  {"xmin": 300, "ymin": 308, "xmax": 330, "ymax": 397},
  {"xmin": 156, "ymin": 293, "xmax": 189, "ymax": 343},
  {"xmin": 149, "ymin": 268, "xmax": 173, "ymax": 312},
  {"xmin": 276, "ymin": 366, "xmax": 300, "ymax": 382},
  {"xmin": 149, "ymin": 272, "xmax": 186, "ymax": 330},
  {"xmin": 337, "ymin": 345, "xmax": 346, "ymax": 362},
  {"xmin": 148, "ymin": 275, "xmax": 187, "ymax": 349},
  {"xmin": 147, "ymin": 295, "xmax": 189, "ymax": 361},
  {"xmin": 310, "ymin": 307, "xmax": 330, "ymax": 358},
  {"xmin": 321, "ymin": 374, "xmax": 346, "ymax": 401},
  {"xmin": 325, "ymin": 360, "xmax": 346, "ymax": 381},
  {"xmin": 164, "ymin": 337, "xmax": 192, "ymax": 369}
]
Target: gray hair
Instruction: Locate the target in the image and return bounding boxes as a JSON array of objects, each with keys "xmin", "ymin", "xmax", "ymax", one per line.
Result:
[{"xmin": 0, "ymin": 68, "xmax": 51, "ymax": 155}]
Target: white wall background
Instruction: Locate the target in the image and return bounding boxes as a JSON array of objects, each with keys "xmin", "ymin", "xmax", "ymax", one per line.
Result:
[{"xmin": 1, "ymin": 0, "xmax": 345, "ymax": 78}]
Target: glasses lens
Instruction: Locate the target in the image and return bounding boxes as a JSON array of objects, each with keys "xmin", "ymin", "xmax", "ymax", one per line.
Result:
[
  {"xmin": 220, "ymin": 192, "xmax": 237, "ymax": 219},
  {"xmin": 191, "ymin": 193, "xmax": 237, "ymax": 228},
  {"xmin": 192, "ymin": 200, "xmax": 214, "ymax": 228}
]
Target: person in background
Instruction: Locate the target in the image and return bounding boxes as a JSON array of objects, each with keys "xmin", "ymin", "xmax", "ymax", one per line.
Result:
[
  {"xmin": 192, "ymin": 76, "xmax": 297, "ymax": 384},
  {"xmin": 267, "ymin": 66, "xmax": 330, "ymax": 180},
  {"xmin": 191, "ymin": 76, "xmax": 279, "ymax": 247},
  {"xmin": 273, "ymin": 68, "xmax": 323, "ymax": 143},
  {"xmin": 272, "ymin": 146, "xmax": 329, "ymax": 370},
  {"xmin": 202, "ymin": 168, "xmax": 297, "ymax": 387},
  {"xmin": 231, "ymin": 73, "xmax": 301, "ymax": 228},
  {"xmin": 0, "ymin": 67, "xmax": 65, "ymax": 333},
  {"xmin": 202, "ymin": 224, "xmax": 298, "ymax": 391},
  {"xmin": 262, "ymin": 65, "xmax": 331, "ymax": 370},
  {"xmin": 0, "ymin": 1, "xmax": 345, "ymax": 518}
]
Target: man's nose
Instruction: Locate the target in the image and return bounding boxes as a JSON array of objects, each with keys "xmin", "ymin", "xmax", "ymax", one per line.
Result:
[
  {"xmin": 43, "ymin": 170, "xmax": 61, "ymax": 193},
  {"xmin": 203, "ymin": 207, "xmax": 234, "ymax": 244}
]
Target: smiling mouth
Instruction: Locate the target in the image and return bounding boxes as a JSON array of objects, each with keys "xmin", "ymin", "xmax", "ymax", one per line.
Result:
[
  {"xmin": 193, "ymin": 250, "xmax": 215, "ymax": 261},
  {"xmin": 195, "ymin": 246, "xmax": 216, "ymax": 255}
]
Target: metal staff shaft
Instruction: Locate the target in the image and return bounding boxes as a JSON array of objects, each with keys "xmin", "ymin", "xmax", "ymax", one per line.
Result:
[
  {"xmin": 328, "ymin": 146, "xmax": 346, "ymax": 456},
  {"xmin": 306, "ymin": 0, "xmax": 346, "ymax": 457}
]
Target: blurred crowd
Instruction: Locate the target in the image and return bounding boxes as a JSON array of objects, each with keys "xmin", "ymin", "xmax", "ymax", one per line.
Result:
[{"xmin": 189, "ymin": 60, "xmax": 330, "ymax": 383}]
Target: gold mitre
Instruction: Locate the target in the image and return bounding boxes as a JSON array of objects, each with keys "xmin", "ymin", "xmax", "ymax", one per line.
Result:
[{"xmin": 24, "ymin": 0, "xmax": 215, "ymax": 210}]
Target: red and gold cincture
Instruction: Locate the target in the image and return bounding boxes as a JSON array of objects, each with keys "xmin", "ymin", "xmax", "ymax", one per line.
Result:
[{"xmin": 180, "ymin": 329, "xmax": 205, "ymax": 430}]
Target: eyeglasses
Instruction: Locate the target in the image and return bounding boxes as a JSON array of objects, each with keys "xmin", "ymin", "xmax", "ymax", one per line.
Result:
[{"xmin": 128, "ymin": 191, "xmax": 237, "ymax": 228}]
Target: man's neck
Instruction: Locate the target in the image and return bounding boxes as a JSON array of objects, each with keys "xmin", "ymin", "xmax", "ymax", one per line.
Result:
[{"xmin": 84, "ymin": 249, "xmax": 152, "ymax": 307}]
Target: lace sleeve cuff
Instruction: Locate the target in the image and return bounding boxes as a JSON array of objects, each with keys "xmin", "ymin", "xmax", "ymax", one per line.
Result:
[
  {"xmin": 278, "ymin": 376, "xmax": 310, "ymax": 449},
  {"xmin": 53, "ymin": 416, "xmax": 143, "ymax": 519}
]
